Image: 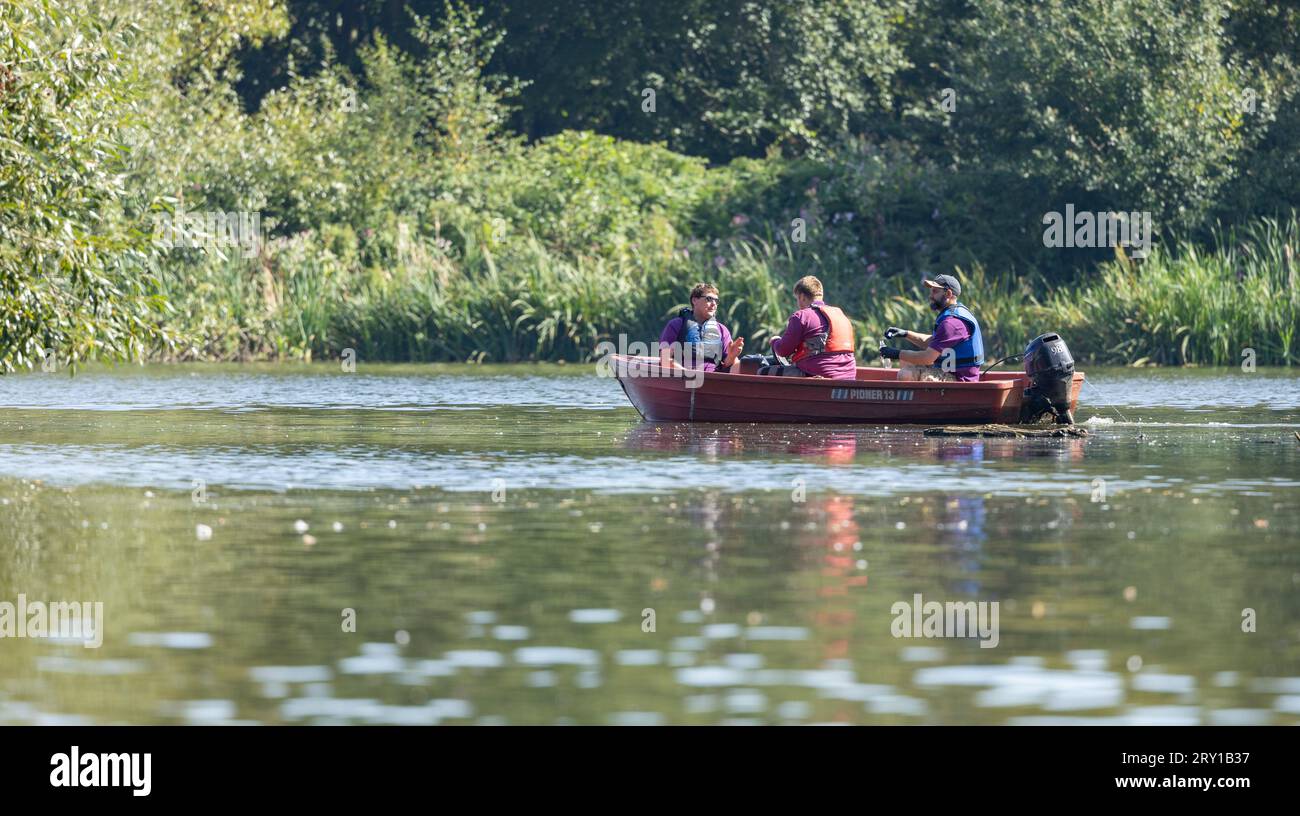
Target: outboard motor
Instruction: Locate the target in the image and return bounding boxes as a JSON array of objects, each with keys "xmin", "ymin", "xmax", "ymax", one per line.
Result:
[{"xmin": 1019, "ymin": 333, "xmax": 1076, "ymax": 424}]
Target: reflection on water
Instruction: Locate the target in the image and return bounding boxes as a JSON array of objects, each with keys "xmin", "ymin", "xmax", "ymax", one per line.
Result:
[{"xmin": 1, "ymin": 365, "xmax": 1298, "ymax": 724}]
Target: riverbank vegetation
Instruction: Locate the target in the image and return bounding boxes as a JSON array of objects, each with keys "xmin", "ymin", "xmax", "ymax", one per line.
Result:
[{"xmin": 3, "ymin": 0, "xmax": 1299, "ymax": 371}]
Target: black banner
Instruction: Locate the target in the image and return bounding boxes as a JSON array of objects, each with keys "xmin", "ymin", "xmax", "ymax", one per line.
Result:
[{"xmin": 0, "ymin": 726, "xmax": 1284, "ymax": 803}]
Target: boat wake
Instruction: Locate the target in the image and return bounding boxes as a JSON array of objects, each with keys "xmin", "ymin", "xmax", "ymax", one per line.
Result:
[{"xmin": 1082, "ymin": 416, "xmax": 1299, "ymax": 429}]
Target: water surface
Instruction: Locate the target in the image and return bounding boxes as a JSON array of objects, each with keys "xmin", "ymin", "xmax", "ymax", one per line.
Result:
[{"xmin": 1, "ymin": 364, "xmax": 1297, "ymax": 724}]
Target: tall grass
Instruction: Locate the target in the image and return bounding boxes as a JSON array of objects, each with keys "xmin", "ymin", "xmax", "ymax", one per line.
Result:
[
  {"xmin": 159, "ymin": 213, "xmax": 1300, "ymax": 368},
  {"xmin": 1047, "ymin": 217, "xmax": 1300, "ymax": 366}
]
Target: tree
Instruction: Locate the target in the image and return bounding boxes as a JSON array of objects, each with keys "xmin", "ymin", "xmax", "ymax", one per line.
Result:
[
  {"xmin": 0, "ymin": 0, "xmax": 164, "ymax": 371},
  {"xmin": 238, "ymin": 0, "xmax": 912, "ymax": 162},
  {"xmin": 946, "ymin": 0, "xmax": 1253, "ymax": 234}
]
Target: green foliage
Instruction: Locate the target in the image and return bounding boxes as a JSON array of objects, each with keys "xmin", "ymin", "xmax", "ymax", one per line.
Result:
[
  {"xmin": 5, "ymin": 0, "xmax": 1300, "ymax": 373},
  {"xmin": 489, "ymin": 132, "xmax": 710, "ymax": 260},
  {"xmin": 159, "ymin": 203, "xmax": 1300, "ymax": 369},
  {"xmin": 1047, "ymin": 216, "xmax": 1300, "ymax": 366},
  {"xmin": 1213, "ymin": 0, "xmax": 1300, "ymax": 223},
  {"xmin": 948, "ymin": 0, "xmax": 1254, "ymax": 234},
  {"xmin": 245, "ymin": 0, "xmax": 913, "ymax": 161},
  {"xmin": 621, "ymin": 0, "xmax": 913, "ymax": 159},
  {"xmin": 0, "ymin": 0, "xmax": 169, "ymax": 372}
]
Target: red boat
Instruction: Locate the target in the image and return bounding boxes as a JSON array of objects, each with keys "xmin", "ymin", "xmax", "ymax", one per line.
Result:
[{"xmin": 610, "ymin": 355, "xmax": 1084, "ymax": 424}]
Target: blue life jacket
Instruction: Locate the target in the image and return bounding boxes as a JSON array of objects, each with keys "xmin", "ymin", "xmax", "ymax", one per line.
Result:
[
  {"xmin": 677, "ymin": 308, "xmax": 724, "ymax": 365},
  {"xmin": 933, "ymin": 303, "xmax": 984, "ymax": 369}
]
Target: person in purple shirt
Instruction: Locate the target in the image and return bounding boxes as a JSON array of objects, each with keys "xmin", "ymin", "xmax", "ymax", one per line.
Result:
[
  {"xmin": 658, "ymin": 282, "xmax": 744, "ymax": 372},
  {"xmin": 878, "ymin": 274, "xmax": 985, "ymax": 382},
  {"xmin": 764, "ymin": 276, "xmax": 858, "ymax": 379}
]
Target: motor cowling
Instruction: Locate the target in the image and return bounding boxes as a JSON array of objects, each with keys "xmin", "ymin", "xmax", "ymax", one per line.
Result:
[{"xmin": 1020, "ymin": 333, "xmax": 1076, "ymax": 424}]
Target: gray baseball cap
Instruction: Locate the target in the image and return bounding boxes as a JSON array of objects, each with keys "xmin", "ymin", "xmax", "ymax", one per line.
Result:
[{"xmin": 922, "ymin": 274, "xmax": 961, "ymax": 296}]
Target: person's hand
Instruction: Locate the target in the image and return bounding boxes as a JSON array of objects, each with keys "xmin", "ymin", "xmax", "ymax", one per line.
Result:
[
  {"xmin": 884, "ymin": 327, "xmax": 906, "ymax": 340},
  {"xmin": 727, "ymin": 337, "xmax": 744, "ymax": 356},
  {"xmin": 879, "ymin": 346, "xmax": 901, "ymax": 360}
]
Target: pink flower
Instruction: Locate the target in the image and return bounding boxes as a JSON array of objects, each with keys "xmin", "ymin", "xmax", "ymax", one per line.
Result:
[{"xmin": 731, "ymin": 214, "xmax": 750, "ymax": 227}]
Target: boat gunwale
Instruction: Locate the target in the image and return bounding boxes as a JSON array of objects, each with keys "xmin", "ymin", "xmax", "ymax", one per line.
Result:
[{"xmin": 607, "ymin": 355, "xmax": 1076, "ymax": 392}]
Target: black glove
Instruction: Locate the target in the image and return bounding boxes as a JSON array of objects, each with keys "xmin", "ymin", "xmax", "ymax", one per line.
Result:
[
  {"xmin": 884, "ymin": 327, "xmax": 906, "ymax": 340},
  {"xmin": 879, "ymin": 346, "xmax": 901, "ymax": 360}
]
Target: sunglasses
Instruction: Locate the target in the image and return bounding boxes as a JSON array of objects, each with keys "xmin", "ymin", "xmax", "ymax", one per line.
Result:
[{"xmin": 696, "ymin": 295, "xmax": 719, "ymax": 304}]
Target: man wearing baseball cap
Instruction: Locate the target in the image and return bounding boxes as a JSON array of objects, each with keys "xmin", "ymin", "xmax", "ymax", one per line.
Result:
[{"xmin": 878, "ymin": 273, "xmax": 985, "ymax": 382}]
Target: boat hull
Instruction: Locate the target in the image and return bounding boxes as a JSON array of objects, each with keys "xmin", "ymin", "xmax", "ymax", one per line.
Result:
[{"xmin": 610, "ymin": 355, "xmax": 1083, "ymax": 424}]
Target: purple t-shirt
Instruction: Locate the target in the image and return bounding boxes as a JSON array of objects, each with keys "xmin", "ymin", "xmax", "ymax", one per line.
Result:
[
  {"xmin": 929, "ymin": 316, "xmax": 980, "ymax": 381},
  {"xmin": 660, "ymin": 316, "xmax": 733, "ymax": 372},
  {"xmin": 770, "ymin": 301, "xmax": 857, "ymax": 380}
]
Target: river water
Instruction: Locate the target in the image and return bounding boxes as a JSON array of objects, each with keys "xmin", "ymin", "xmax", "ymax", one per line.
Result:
[{"xmin": 1, "ymin": 364, "xmax": 1298, "ymax": 724}]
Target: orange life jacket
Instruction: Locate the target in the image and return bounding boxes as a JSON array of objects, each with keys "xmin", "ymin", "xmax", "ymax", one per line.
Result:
[{"xmin": 791, "ymin": 304, "xmax": 855, "ymax": 362}]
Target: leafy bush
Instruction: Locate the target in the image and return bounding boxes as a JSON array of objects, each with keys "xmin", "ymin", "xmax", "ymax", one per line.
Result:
[
  {"xmin": 0, "ymin": 1, "xmax": 171, "ymax": 372},
  {"xmin": 947, "ymin": 0, "xmax": 1254, "ymax": 245}
]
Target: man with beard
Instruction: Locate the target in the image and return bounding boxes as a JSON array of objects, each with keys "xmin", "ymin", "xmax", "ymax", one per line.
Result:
[{"xmin": 878, "ymin": 274, "xmax": 984, "ymax": 382}]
